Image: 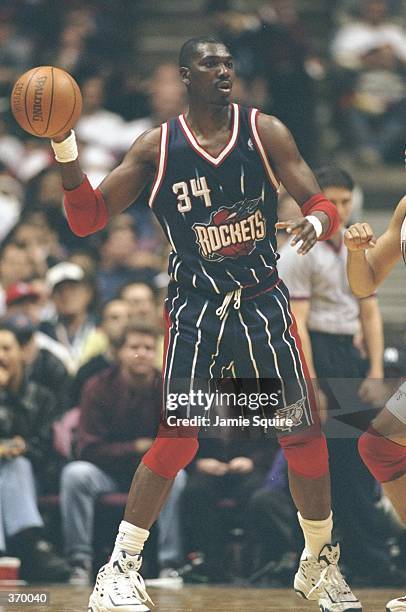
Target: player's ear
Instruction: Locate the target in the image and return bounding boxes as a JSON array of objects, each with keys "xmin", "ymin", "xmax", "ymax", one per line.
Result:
[{"xmin": 179, "ymin": 67, "xmax": 191, "ymax": 87}]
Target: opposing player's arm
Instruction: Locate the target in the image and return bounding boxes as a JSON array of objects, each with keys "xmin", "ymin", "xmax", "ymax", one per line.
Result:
[
  {"xmin": 359, "ymin": 296, "xmax": 384, "ymax": 378},
  {"xmin": 53, "ymin": 128, "xmax": 159, "ymax": 236},
  {"xmin": 289, "ymin": 299, "xmax": 317, "ymax": 379},
  {"xmin": 345, "ymin": 196, "xmax": 406, "ymax": 296},
  {"xmin": 257, "ymin": 114, "xmax": 340, "ymax": 253}
]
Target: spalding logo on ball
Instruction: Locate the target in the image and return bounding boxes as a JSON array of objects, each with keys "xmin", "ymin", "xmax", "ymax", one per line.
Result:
[{"xmin": 11, "ymin": 66, "xmax": 82, "ymax": 138}]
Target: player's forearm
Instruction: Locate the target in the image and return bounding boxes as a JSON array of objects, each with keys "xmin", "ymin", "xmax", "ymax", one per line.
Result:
[
  {"xmin": 361, "ymin": 302, "xmax": 384, "ymax": 377},
  {"xmin": 58, "ymin": 158, "xmax": 84, "ymax": 191},
  {"xmin": 53, "ymin": 130, "xmax": 84, "ymax": 190},
  {"xmin": 52, "ymin": 131, "xmax": 108, "ymax": 236},
  {"xmin": 301, "ymin": 195, "xmax": 340, "ymax": 241},
  {"xmin": 347, "ymin": 251, "xmax": 378, "ymax": 297}
]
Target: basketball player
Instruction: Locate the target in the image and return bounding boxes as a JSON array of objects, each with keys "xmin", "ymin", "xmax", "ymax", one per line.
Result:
[
  {"xmin": 51, "ymin": 38, "xmax": 360, "ymax": 611},
  {"xmin": 345, "ymin": 198, "xmax": 406, "ymax": 612}
]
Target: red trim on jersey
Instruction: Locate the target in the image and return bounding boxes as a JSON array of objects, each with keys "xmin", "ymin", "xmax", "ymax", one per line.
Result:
[
  {"xmin": 148, "ymin": 122, "xmax": 169, "ymax": 208},
  {"xmin": 249, "ymin": 108, "xmax": 280, "ymax": 192},
  {"xmin": 241, "ymin": 278, "xmax": 281, "ymax": 301},
  {"xmin": 178, "ymin": 103, "xmax": 240, "ymax": 166}
]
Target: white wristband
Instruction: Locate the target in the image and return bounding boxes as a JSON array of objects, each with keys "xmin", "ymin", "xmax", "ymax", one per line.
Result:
[
  {"xmin": 306, "ymin": 215, "xmax": 323, "ymax": 239},
  {"xmin": 51, "ymin": 130, "xmax": 78, "ymax": 163}
]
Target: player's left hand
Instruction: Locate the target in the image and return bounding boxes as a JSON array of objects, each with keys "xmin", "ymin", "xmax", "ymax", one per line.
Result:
[{"xmin": 275, "ymin": 218, "xmax": 317, "ymax": 255}]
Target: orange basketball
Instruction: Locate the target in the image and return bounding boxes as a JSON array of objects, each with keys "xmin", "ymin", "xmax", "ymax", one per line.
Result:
[{"xmin": 10, "ymin": 66, "xmax": 82, "ymax": 138}]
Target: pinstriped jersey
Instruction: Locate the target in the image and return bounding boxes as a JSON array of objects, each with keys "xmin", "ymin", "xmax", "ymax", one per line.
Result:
[{"xmin": 149, "ymin": 103, "xmax": 280, "ymax": 295}]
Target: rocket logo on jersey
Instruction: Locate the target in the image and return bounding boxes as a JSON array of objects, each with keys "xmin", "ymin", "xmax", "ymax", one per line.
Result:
[{"xmin": 192, "ymin": 197, "xmax": 266, "ymax": 261}]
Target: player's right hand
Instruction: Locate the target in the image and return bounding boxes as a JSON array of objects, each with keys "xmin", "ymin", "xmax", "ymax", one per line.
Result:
[{"xmin": 344, "ymin": 223, "xmax": 376, "ymax": 251}]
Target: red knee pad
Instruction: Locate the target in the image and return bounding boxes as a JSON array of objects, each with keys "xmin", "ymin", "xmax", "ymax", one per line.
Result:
[
  {"xmin": 143, "ymin": 436, "xmax": 199, "ymax": 479},
  {"xmin": 358, "ymin": 427, "xmax": 406, "ymax": 483},
  {"xmin": 279, "ymin": 428, "xmax": 329, "ymax": 479}
]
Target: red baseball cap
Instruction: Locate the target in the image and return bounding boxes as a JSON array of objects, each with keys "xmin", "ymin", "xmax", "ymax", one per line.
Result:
[{"xmin": 6, "ymin": 282, "xmax": 40, "ymax": 307}]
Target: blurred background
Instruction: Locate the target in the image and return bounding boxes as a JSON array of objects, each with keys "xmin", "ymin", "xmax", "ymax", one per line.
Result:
[
  {"xmin": 0, "ymin": 0, "xmax": 405, "ymax": 339},
  {"xmin": 0, "ymin": 0, "xmax": 404, "ymax": 590}
]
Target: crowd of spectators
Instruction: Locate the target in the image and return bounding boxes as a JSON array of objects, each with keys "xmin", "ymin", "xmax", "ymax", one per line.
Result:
[{"xmin": 0, "ymin": 0, "xmax": 404, "ymax": 589}]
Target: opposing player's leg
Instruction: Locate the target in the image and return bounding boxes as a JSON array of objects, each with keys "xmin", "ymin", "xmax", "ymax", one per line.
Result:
[
  {"xmin": 235, "ymin": 282, "xmax": 361, "ymax": 611},
  {"xmin": 358, "ymin": 388, "xmax": 406, "ymax": 612},
  {"xmin": 88, "ymin": 287, "xmax": 225, "ymax": 611}
]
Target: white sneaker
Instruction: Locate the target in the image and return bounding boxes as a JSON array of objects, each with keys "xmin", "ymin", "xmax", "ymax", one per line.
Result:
[
  {"xmin": 294, "ymin": 543, "xmax": 362, "ymax": 611},
  {"xmin": 387, "ymin": 596, "xmax": 406, "ymax": 611},
  {"xmin": 88, "ymin": 551, "xmax": 153, "ymax": 612}
]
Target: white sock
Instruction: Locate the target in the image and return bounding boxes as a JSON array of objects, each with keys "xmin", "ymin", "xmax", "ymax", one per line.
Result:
[
  {"xmin": 298, "ymin": 511, "xmax": 333, "ymax": 558},
  {"xmin": 110, "ymin": 521, "xmax": 150, "ymax": 565}
]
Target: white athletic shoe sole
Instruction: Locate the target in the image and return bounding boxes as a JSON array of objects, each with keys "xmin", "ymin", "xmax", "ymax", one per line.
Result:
[
  {"xmin": 386, "ymin": 597, "xmax": 406, "ymax": 612},
  {"xmin": 88, "ymin": 593, "xmax": 151, "ymax": 612}
]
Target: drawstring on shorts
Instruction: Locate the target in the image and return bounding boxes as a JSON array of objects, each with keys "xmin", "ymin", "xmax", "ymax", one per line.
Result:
[{"xmin": 216, "ymin": 288, "xmax": 242, "ymax": 320}]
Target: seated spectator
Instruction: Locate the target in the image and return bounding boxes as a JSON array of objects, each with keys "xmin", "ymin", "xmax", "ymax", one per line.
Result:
[
  {"xmin": 97, "ymin": 216, "xmax": 161, "ymax": 303},
  {"xmin": 41, "ymin": 263, "xmax": 97, "ymax": 372},
  {"xmin": 119, "ymin": 281, "xmax": 158, "ymax": 326},
  {"xmin": 60, "ymin": 324, "xmax": 186, "ymax": 585},
  {"xmin": 0, "ymin": 242, "xmax": 34, "ymax": 317},
  {"xmin": 3, "ymin": 310, "xmax": 72, "ymax": 417},
  {"xmin": 181, "ymin": 417, "xmax": 270, "ymax": 583},
  {"xmin": 23, "ymin": 167, "xmax": 81, "ymax": 252},
  {"xmin": 0, "ymin": 322, "xmax": 70, "ymax": 582},
  {"xmin": 68, "ymin": 245, "xmax": 100, "ymax": 277},
  {"xmin": 5, "ymin": 281, "xmax": 76, "ymax": 374},
  {"xmin": 341, "ymin": 45, "xmax": 406, "ymax": 164},
  {"xmin": 332, "ymin": 0, "xmax": 406, "ymax": 69},
  {"xmin": 118, "ymin": 281, "xmax": 163, "ymax": 367},
  {"xmin": 70, "ymin": 298, "xmax": 130, "ymax": 406},
  {"xmin": 10, "ymin": 218, "xmax": 62, "ymax": 278}
]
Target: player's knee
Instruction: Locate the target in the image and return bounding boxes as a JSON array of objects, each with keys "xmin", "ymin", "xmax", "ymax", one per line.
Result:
[
  {"xmin": 358, "ymin": 427, "xmax": 406, "ymax": 483},
  {"xmin": 143, "ymin": 437, "xmax": 199, "ymax": 479},
  {"xmin": 279, "ymin": 430, "xmax": 329, "ymax": 479}
]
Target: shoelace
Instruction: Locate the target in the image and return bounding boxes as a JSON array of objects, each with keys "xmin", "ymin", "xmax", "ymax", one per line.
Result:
[
  {"xmin": 110, "ymin": 569, "xmax": 154, "ymax": 607},
  {"xmin": 216, "ymin": 288, "xmax": 242, "ymax": 320},
  {"xmin": 308, "ymin": 563, "xmax": 352, "ymax": 601}
]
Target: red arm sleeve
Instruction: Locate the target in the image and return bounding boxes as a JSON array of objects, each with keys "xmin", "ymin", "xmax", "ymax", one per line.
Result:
[
  {"xmin": 301, "ymin": 193, "xmax": 340, "ymax": 241},
  {"xmin": 63, "ymin": 175, "xmax": 109, "ymax": 237}
]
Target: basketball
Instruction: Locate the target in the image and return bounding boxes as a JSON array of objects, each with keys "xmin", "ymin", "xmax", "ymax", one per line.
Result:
[{"xmin": 10, "ymin": 66, "xmax": 82, "ymax": 138}]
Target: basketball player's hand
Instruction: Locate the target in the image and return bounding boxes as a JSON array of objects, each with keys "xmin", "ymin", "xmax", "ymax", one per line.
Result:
[
  {"xmin": 228, "ymin": 456, "xmax": 254, "ymax": 474},
  {"xmin": 196, "ymin": 458, "xmax": 229, "ymax": 476},
  {"xmin": 344, "ymin": 223, "xmax": 376, "ymax": 251},
  {"xmin": 275, "ymin": 218, "xmax": 317, "ymax": 254},
  {"xmin": 358, "ymin": 377, "xmax": 387, "ymax": 406}
]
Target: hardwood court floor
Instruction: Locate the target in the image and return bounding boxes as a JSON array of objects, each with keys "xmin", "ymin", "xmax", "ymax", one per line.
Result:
[{"xmin": 0, "ymin": 586, "xmax": 400, "ymax": 612}]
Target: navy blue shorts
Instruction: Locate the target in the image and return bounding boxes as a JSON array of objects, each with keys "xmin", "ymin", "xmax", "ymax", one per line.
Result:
[{"xmin": 162, "ymin": 277, "xmax": 318, "ymax": 435}]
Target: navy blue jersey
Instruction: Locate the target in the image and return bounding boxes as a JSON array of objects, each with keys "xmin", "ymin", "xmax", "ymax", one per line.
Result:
[{"xmin": 149, "ymin": 103, "xmax": 280, "ymax": 295}]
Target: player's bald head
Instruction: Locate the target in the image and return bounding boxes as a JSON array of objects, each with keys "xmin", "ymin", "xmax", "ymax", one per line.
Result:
[{"xmin": 179, "ymin": 36, "xmax": 230, "ymax": 68}]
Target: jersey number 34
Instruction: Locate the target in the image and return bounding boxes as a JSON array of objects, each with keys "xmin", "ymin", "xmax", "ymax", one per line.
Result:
[{"xmin": 173, "ymin": 177, "xmax": 212, "ymax": 212}]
